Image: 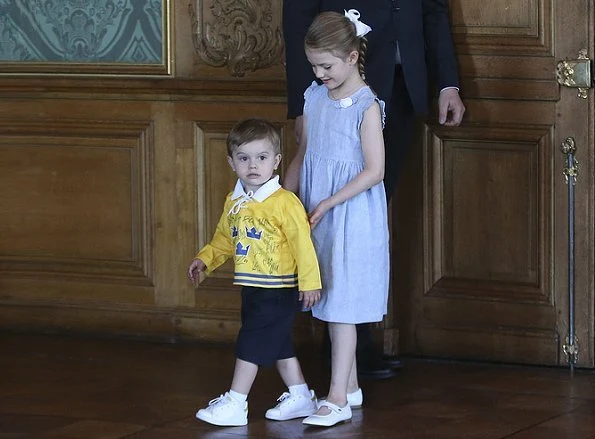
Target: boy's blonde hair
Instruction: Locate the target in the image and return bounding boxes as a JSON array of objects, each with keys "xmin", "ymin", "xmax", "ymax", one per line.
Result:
[
  {"xmin": 227, "ymin": 118, "xmax": 281, "ymax": 156},
  {"xmin": 305, "ymin": 11, "xmax": 368, "ymax": 80}
]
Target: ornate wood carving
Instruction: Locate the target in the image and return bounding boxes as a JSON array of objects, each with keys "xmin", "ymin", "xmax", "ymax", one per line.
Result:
[{"xmin": 189, "ymin": 0, "xmax": 283, "ymax": 77}]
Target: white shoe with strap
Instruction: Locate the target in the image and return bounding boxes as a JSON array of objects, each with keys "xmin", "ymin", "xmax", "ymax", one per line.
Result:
[
  {"xmin": 317, "ymin": 388, "xmax": 363, "ymax": 409},
  {"xmin": 302, "ymin": 401, "xmax": 352, "ymax": 427}
]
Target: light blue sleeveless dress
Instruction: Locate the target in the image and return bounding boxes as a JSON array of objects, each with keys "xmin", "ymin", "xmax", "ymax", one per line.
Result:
[{"xmin": 300, "ymin": 82, "xmax": 390, "ymax": 324}]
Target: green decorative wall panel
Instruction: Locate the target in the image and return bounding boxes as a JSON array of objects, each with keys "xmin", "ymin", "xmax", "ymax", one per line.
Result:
[{"xmin": 0, "ymin": 0, "xmax": 170, "ymax": 75}]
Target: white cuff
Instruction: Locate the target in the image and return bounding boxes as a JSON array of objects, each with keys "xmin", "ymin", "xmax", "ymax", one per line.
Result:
[{"xmin": 440, "ymin": 86, "xmax": 460, "ymax": 94}]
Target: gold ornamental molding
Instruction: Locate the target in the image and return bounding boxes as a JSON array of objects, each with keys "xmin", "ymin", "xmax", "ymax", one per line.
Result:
[{"xmin": 189, "ymin": 0, "xmax": 283, "ymax": 77}]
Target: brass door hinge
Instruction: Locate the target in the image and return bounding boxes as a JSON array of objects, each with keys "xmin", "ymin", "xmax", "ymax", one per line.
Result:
[{"xmin": 556, "ymin": 49, "xmax": 593, "ymax": 99}]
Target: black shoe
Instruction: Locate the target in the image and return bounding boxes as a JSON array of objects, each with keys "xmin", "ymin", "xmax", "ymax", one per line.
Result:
[
  {"xmin": 357, "ymin": 359, "xmax": 397, "ymax": 380},
  {"xmin": 382, "ymin": 355, "xmax": 403, "ymax": 369}
]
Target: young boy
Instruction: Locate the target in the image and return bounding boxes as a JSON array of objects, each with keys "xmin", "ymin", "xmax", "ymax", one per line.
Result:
[{"xmin": 187, "ymin": 118, "xmax": 322, "ymax": 427}]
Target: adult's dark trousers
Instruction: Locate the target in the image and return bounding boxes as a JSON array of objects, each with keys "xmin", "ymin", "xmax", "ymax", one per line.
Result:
[
  {"xmin": 325, "ymin": 65, "xmax": 416, "ymax": 373},
  {"xmin": 382, "ymin": 64, "xmax": 415, "ymax": 201},
  {"xmin": 357, "ymin": 65, "xmax": 415, "ymax": 367}
]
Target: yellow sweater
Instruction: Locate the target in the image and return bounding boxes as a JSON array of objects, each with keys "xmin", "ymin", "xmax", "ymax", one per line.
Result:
[{"xmin": 195, "ymin": 177, "xmax": 321, "ymax": 291}]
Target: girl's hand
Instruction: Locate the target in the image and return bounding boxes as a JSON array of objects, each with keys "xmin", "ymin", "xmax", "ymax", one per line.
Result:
[
  {"xmin": 309, "ymin": 199, "xmax": 331, "ymax": 228},
  {"xmin": 299, "ymin": 289, "xmax": 321, "ymax": 309},
  {"xmin": 188, "ymin": 258, "xmax": 206, "ymax": 287}
]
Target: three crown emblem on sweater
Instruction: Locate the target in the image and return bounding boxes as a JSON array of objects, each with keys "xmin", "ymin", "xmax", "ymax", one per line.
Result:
[
  {"xmin": 232, "ymin": 226, "xmax": 262, "ymax": 239},
  {"xmin": 233, "ymin": 226, "xmax": 263, "ymax": 256}
]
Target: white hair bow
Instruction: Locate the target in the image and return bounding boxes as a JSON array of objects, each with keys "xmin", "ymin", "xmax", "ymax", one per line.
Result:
[{"xmin": 344, "ymin": 9, "xmax": 372, "ymax": 37}]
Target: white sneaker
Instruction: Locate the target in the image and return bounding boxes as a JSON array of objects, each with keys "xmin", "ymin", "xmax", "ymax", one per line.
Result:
[
  {"xmin": 265, "ymin": 390, "xmax": 318, "ymax": 421},
  {"xmin": 195, "ymin": 392, "xmax": 248, "ymax": 426},
  {"xmin": 317, "ymin": 388, "xmax": 363, "ymax": 409}
]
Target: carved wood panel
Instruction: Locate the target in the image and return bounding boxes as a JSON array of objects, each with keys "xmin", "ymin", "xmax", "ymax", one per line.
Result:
[
  {"xmin": 0, "ymin": 119, "xmax": 154, "ymax": 286},
  {"xmin": 425, "ymin": 125, "xmax": 552, "ymax": 303},
  {"xmin": 451, "ymin": 0, "xmax": 551, "ymax": 52}
]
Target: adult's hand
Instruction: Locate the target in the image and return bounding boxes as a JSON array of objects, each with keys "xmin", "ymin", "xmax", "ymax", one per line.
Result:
[{"xmin": 438, "ymin": 88, "xmax": 465, "ymax": 126}]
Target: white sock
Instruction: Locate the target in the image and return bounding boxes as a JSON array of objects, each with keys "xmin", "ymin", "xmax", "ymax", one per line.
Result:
[
  {"xmin": 228, "ymin": 389, "xmax": 247, "ymax": 402},
  {"xmin": 288, "ymin": 383, "xmax": 311, "ymax": 397}
]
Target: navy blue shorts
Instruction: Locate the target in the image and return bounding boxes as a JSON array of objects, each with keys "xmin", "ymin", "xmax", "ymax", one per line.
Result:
[{"xmin": 235, "ymin": 286, "xmax": 300, "ymax": 367}]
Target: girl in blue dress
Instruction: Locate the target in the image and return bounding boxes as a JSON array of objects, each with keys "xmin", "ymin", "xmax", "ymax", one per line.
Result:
[{"xmin": 284, "ymin": 10, "xmax": 390, "ymax": 427}]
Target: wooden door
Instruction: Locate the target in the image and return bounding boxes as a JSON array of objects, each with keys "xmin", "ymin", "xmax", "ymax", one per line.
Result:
[{"xmin": 394, "ymin": 0, "xmax": 594, "ymax": 366}]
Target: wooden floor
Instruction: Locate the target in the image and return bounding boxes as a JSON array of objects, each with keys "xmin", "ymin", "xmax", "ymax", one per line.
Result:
[{"xmin": 1, "ymin": 334, "xmax": 594, "ymax": 438}]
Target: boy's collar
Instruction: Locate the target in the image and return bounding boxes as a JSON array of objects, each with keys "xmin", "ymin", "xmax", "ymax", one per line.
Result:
[{"xmin": 231, "ymin": 175, "xmax": 281, "ymax": 202}]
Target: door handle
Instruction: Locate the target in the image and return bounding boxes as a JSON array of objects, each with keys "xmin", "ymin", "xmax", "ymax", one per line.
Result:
[{"xmin": 556, "ymin": 49, "xmax": 593, "ymax": 99}]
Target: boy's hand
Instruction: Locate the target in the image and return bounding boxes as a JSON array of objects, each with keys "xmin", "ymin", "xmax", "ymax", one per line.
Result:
[
  {"xmin": 299, "ymin": 289, "xmax": 321, "ymax": 309},
  {"xmin": 188, "ymin": 258, "xmax": 206, "ymax": 287}
]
